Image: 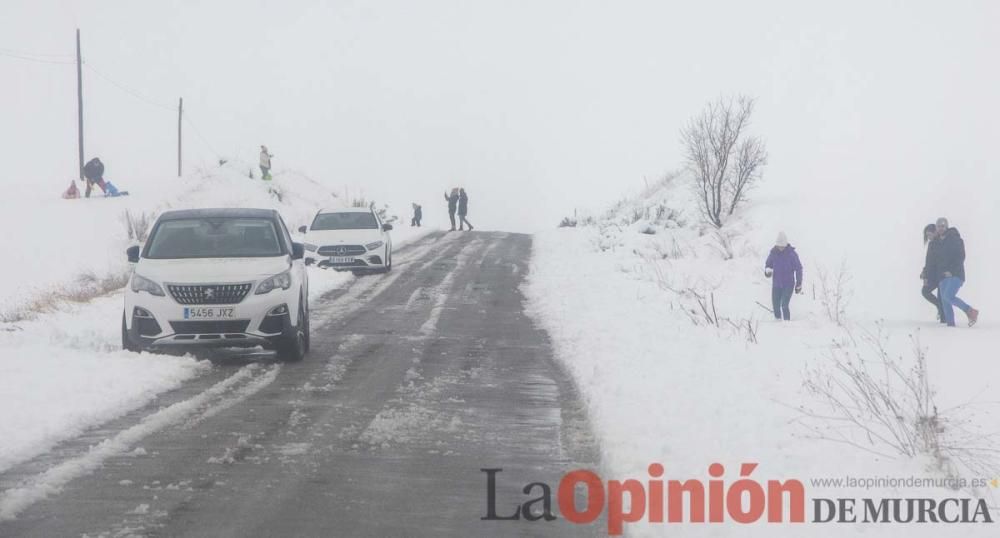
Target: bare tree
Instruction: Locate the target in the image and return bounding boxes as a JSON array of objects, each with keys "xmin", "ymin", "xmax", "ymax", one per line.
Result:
[{"xmin": 682, "ymin": 96, "xmax": 768, "ymax": 228}]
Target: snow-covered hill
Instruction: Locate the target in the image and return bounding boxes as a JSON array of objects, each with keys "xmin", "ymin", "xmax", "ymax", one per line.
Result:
[
  {"xmin": 526, "ymin": 174, "xmax": 999, "ymax": 536},
  {"xmin": 0, "ymin": 164, "xmax": 342, "ymax": 316}
]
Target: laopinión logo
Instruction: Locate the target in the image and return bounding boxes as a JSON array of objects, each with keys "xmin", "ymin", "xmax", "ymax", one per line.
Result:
[{"xmin": 481, "ymin": 463, "xmax": 995, "ymax": 535}]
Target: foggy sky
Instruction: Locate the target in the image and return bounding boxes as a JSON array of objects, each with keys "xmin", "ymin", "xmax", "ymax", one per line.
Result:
[{"xmin": 2, "ymin": 0, "xmax": 998, "ymax": 232}]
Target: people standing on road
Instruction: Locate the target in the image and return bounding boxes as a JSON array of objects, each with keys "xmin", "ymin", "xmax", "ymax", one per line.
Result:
[
  {"xmin": 444, "ymin": 188, "xmax": 459, "ymax": 231},
  {"xmin": 82, "ymin": 157, "xmax": 107, "ymax": 198},
  {"xmin": 411, "ymin": 203, "xmax": 423, "ymax": 227},
  {"xmin": 764, "ymin": 232, "xmax": 803, "ymax": 321},
  {"xmin": 920, "ymin": 223, "xmax": 946, "ymax": 323},
  {"xmin": 934, "ymin": 217, "xmax": 979, "ymax": 327},
  {"xmin": 458, "ymin": 188, "xmax": 473, "ymax": 231},
  {"xmin": 260, "ymin": 145, "xmax": 273, "ymax": 180}
]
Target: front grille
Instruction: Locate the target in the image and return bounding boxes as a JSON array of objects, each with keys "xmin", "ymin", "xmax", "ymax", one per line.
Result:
[
  {"xmin": 317, "ymin": 245, "xmax": 366, "ymax": 256},
  {"xmin": 169, "ymin": 320, "xmax": 250, "ymax": 334},
  {"xmin": 168, "ymin": 283, "xmax": 252, "ymax": 305}
]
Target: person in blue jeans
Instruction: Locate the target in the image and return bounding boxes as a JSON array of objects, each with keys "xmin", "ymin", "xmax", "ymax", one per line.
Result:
[
  {"xmin": 920, "ymin": 223, "xmax": 946, "ymax": 323},
  {"xmin": 932, "ymin": 217, "xmax": 980, "ymax": 327},
  {"xmin": 764, "ymin": 232, "xmax": 803, "ymax": 321}
]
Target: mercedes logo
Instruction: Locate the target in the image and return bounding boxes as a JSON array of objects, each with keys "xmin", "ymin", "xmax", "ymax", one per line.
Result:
[{"xmin": 335, "ymin": 246, "xmax": 347, "ymax": 255}]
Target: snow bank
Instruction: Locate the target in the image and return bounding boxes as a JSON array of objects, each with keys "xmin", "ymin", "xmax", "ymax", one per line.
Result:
[
  {"xmin": 0, "ymin": 165, "xmax": 434, "ymax": 475},
  {"xmin": 526, "ymin": 175, "xmax": 999, "ymax": 536}
]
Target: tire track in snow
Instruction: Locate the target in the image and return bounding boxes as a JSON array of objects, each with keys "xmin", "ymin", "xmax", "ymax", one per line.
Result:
[
  {"xmin": 359, "ymin": 238, "xmax": 488, "ymax": 448},
  {"xmin": 418, "ymin": 238, "xmax": 484, "ymax": 336},
  {"xmin": 0, "ymin": 364, "xmax": 280, "ymax": 521}
]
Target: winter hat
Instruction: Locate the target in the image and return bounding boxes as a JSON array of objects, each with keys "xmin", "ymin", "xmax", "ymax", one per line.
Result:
[{"xmin": 775, "ymin": 232, "xmax": 788, "ymax": 247}]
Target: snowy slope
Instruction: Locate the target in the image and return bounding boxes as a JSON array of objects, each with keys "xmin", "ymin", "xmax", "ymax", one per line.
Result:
[
  {"xmin": 0, "ymin": 164, "xmax": 336, "ymax": 314},
  {"xmin": 526, "ymin": 174, "xmax": 999, "ymax": 536},
  {"xmin": 0, "ymin": 166, "xmax": 434, "ymax": 475}
]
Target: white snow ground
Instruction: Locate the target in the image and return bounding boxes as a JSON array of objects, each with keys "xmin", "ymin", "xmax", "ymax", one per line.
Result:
[
  {"xmin": 526, "ymin": 175, "xmax": 999, "ymax": 536},
  {"xmin": 0, "ymin": 166, "xmax": 433, "ymax": 475}
]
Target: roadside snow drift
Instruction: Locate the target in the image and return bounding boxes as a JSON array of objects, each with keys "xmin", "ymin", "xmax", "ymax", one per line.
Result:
[
  {"xmin": 526, "ymin": 175, "xmax": 999, "ymax": 537},
  {"xmin": 0, "ymin": 165, "xmax": 432, "ymax": 477}
]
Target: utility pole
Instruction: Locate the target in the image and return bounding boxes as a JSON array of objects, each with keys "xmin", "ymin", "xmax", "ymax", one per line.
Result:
[
  {"xmin": 177, "ymin": 97, "xmax": 183, "ymax": 177},
  {"xmin": 76, "ymin": 28, "xmax": 84, "ymax": 180}
]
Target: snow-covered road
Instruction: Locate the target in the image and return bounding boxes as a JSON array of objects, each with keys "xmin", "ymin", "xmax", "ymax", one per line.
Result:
[{"xmin": 0, "ymin": 232, "xmax": 603, "ymax": 536}]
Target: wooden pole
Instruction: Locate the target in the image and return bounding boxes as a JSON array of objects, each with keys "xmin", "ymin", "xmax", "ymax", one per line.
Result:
[
  {"xmin": 76, "ymin": 29, "xmax": 84, "ymax": 180},
  {"xmin": 178, "ymin": 97, "xmax": 183, "ymax": 177}
]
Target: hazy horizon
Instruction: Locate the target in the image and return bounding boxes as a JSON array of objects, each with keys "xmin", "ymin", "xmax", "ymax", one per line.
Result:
[{"xmin": 2, "ymin": 0, "xmax": 997, "ymax": 232}]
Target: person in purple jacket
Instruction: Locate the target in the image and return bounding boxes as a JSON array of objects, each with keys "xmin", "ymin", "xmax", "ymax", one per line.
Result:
[{"xmin": 764, "ymin": 232, "xmax": 803, "ymax": 321}]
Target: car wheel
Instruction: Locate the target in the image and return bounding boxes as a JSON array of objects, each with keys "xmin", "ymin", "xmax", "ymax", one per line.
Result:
[
  {"xmin": 302, "ymin": 297, "xmax": 311, "ymax": 354},
  {"xmin": 122, "ymin": 312, "xmax": 140, "ymax": 353},
  {"xmin": 380, "ymin": 248, "xmax": 392, "ymax": 274},
  {"xmin": 277, "ymin": 303, "xmax": 307, "ymax": 362}
]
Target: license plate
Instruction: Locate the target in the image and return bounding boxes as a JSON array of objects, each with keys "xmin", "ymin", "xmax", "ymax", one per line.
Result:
[
  {"xmin": 330, "ymin": 256, "xmax": 355, "ymax": 264},
  {"xmin": 183, "ymin": 307, "xmax": 235, "ymax": 319}
]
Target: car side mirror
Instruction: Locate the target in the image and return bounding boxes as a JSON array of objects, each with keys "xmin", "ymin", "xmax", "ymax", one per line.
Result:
[
  {"xmin": 298, "ymin": 225, "xmax": 307, "ymax": 234},
  {"xmin": 126, "ymin": 245, "xmax": 140, "ymax": 263},
  {"xmin": 382, "ymin": 223, "xmax": 393, "ymax": 232},
  {"xmin": 291, "ymin": 242, "xmax": 305, "ymax": 260}
]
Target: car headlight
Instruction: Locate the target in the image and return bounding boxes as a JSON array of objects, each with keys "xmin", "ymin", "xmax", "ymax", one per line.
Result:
[
  {"xmin": 256, "ymin": 270, "xmax": 292, "ymax": 295},
  {"xmin": 365, "ymin": 241, "xmax": 384, "ymax": 251},
  {"xmin": 131, "ymin": 273, "xmax": 165, "ymax": 296},
  {"xmin": 303, "ymin": 242, "xmax": 318, "ymax": 252}
]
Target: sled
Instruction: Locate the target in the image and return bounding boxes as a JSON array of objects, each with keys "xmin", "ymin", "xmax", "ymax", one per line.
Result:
[{"xmin": 62, "ymin": 180, "xmax": 130, "ymax": 199}]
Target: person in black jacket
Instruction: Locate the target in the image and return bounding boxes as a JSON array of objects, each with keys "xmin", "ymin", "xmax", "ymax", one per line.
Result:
[
  {"xmin": 457, "ymin": 188, "xmax": 473, "ymax": 231},
  {"xmin": 934, "ymin": 217, "xmax": 979, "ymax": 327},
  {"xmin": 444, "ymin": 188, "xmax": 459, "ymax": 231},
  {"xmin": 411, "ymin": 203, "xmax": 422, "ymax": 227},
  {"xmin": 82, "ymin": 157, "xmax": 107, "ymax": 198},
  {"xmin": 920, "ymin": 223, "xmax": 945, "ymax": 323}
]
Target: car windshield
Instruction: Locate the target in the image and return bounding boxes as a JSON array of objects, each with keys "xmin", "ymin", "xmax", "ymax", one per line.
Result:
[
  {"xmin": 146, "ymin": 218, "xmax": 284, "ymax": 259},
  {"xmin": 311, "ymin": 212, "xmax": 378, "ymax": 230}
]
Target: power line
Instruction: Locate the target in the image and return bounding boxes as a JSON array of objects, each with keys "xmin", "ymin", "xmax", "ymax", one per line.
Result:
[
  {"xmin": 81, "ymin": 58, "xmax": 228, "ymax": 163},
  {"xmin": 83, "ymin": 61, "xmax": 177, "ymax": 111},
  {"xmin": 0, "ymin": 47, "xmax": 74, "ymax": 59},
  {"xmin": 4, "ymin": 38, "xmax": 230, "ymax": 171},
  {"xmin": 0, "ymin": 50, "xmax": 75, "ymax": 65},
  {"xmin": 184, "ymin": 114, "xmax": 223, "ymax": 159}
]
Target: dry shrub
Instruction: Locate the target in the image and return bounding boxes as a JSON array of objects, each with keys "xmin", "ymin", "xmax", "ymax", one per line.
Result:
[
  {"xmin": 0, "ymin": 270, "xmax": 131, "ymax": 323},
  {"xmin": 796, "ymin": 325, "xmax": 1000, "ymax": 481}
]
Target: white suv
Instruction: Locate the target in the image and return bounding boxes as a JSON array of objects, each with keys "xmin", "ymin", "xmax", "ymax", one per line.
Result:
[
  {"xmin": 298, "ymin": 207, "xmax": 393, "ymax": 273},
  {"xmin": 122, "ymin": 208, "xmax": 310, "ymax": 361}
]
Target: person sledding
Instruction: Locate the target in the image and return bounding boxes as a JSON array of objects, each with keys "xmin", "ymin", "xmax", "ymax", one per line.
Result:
[
  {"xmin": 80, "ymin": 157, "xmax": 127, "ymax": 197},
  {"xmin": 62, "ymin": 181, "xmax": 80, "ymax": 199},
  {"xmin": 82, "ymin": 157, "xmax": 107, "ymax": 197}
]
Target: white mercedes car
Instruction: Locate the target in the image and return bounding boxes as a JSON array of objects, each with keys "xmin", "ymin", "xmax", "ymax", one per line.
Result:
[
  {"xmin": 122, "ymin": 208, "xmax": 310, "ymax": 361},
  {"xmin": 299, "ymin": 207, "xmax": 394, "ymax": 273}
]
